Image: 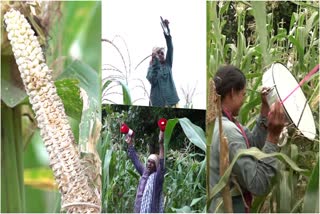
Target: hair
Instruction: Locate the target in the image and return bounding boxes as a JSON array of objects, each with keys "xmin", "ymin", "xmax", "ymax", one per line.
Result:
[{"xmin": 213, "ymin": 65, "xmax": 246, "ymax": 100}]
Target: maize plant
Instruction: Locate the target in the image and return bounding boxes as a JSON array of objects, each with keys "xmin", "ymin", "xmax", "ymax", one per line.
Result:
[
  {"xmin": 100, "ymin": 105, "xmax": 206, "ymax": 212},
  {"xmin": 207, "ymin": 1, "xmax": 319, "ymax": 212},
  {"xmin": 2, "ymin": 3, "xmax": 101, "ymax": 213}
]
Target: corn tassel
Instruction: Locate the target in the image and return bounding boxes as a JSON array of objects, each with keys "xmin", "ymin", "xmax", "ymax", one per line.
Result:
[{"xmin": 4, "ymin": 8, "xmax": 100, "ymax": 213}]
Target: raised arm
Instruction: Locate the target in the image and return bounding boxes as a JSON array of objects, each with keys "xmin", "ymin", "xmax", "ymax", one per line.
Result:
[
  {"xmin": 165, "ymin": 34, "xmax": 173, "ymax": 67},
  {"xmin": 245, "ymin": 87, "xmax": 272, "ymax": 149},
  {"xmin": 159, "ymin": 131, "xmax": 164, "ymax": 159},
  {"xmin": 154, "ymin": 131, "xmax": 165, "ymax": 197},
  {"xmin": 126, "ymin": 135, "xmax": 145, "ymax": 176},
  {"xmin": 162, "ymin": 19, "xmax": 173, "ymax": 67}
]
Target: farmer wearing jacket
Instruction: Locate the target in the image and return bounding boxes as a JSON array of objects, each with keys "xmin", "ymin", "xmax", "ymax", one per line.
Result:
[
  {"xmin": 208, "ymin": 65, "xmax": 286, "ymax": 213},
  {"xmin": 126, "ymin": 130, "xmax": 165, "ymax": 213},
  {"xmin": 147, "ymin": 18, "xmax": 179, "ymax": 107}
]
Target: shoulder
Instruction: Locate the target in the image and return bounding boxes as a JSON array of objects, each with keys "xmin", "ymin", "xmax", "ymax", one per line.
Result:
[
  {"xmin": 220, "ymin": 117, "xmax": 241, "ymax": 134},
  {"xmin": 214, "ymin": 117, "xmax": 243, "ymax": 142}
]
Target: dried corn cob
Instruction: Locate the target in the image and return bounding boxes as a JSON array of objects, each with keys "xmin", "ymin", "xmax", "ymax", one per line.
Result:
[{"xmin": 4, "ymin": 8, "xmax": 100, "ymax": 213}]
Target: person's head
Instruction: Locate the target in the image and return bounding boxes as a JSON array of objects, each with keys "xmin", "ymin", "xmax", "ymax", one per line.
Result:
[
  {"xmin": 147, "ymin": 154, "xmax": 159, "ymax": 173},
  {"xmin": 152, "ymin": 47, "xmax": 165, "ymax": 63},
  {"xmin": 214, "ymin": 65, "xmax": 247, "ymax": 116}
]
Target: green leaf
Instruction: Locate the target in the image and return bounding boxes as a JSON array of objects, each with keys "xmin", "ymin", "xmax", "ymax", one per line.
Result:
[
  {"xmin": 58, "ymin": 60, "xmax": 99, "ymax": 100},
  {"xmin": 57, "ymin": 1, "xmax": 101, "ymax": 72},
  {"xmin": 252, "ymin": 1, "xmax": 270, "ymax": 67},
  {"xmin": 164, "ymin": 117, "xmax": 206, "ymax": 158},
  {"xmin": 76, "ymin": 1, "xmax": 101, "ymax": 72},
  {"xmin": 302, "ymin": 158, "xmax": 319, "ymax": 213},
  {"xmin": 209, "ymin": 147, "xmax": 308, "ymax": 202},
  {"xmin": 58, "ymin": 60, "xmax": 100, "ymax": 151},
  {"xmin": 102, "ymin": 149, "xmax": 113, "ymax": 188},
  {"xmin": 1, "ymin": 55, "xmax": 27, "ymax": 108},
  {"xmin": 178, "ymin": 118, "xmax": 206, "ymax": 152},
  {"xmin": 101, "ymin": 149, "xmax": 112, "ymax": 209},
  {"xmin": 118, "ymin": 80, "xmax": 132, "ymax": 105},
  {"xmin": 127, "ymin": 169, "xmax": 139, "ymax": 180},
  {"xmin": 251, "ymin": 194, "xmax": 269, "ymax": 213},
  {"xmin": 102, "ymin": 79, "xmax": 132, "ymax": 105},
  {"xmin": 171, "ymin": 205, "xmax": 192, "ymax": 213},
  {"xmin": 24, "ymin": 168, "xmax": 56, "ymax": 191},
  {"xmin": 164, "ymin": 118, "xmax": 179, "ymax": 162},
  {"xmin": 190, "ymin": 196, "xmax": 204, "ymax": 207},
  {"xmin": 278, "ymin": 171, "xmax": 292, "ymax": 212},
  {"xmin": 290, "ymin": 198, "xmax": 303, "ymax": 213},
  {"xmin": 55, "ymin": 78, "xmax": 83, "ymax": 122},
  {"xmin": 102, "ymin": 80, "xmax": 112, "ymax": 95},
  {"xmin": 2, "ymin": 105, "xmax": 24, "ymax": 212}
]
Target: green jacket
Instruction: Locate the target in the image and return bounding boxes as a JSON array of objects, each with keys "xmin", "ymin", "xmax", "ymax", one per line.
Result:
[
  {"xmin": 146, "ymin": 34, "xmax": 179, "ymax": 107},
  {"xmin": 209, "ymin": 115, "xmax": 279, "ymax": 213}
]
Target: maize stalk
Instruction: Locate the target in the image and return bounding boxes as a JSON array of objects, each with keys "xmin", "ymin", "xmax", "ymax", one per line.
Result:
[
  {"xmin": 4, "ymin": 8, "xmax": 100, "ymax": 213},
  {"xmin": 217, "ymin": 93, "xmax": 233, "ymax": 213},
  {"xmin": 206, "ymin": 79, "xmax": 218, "ymax": 209}
]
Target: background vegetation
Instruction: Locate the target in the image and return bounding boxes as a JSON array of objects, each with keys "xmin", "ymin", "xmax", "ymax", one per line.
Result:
[
  {"xmin": 1, "ymin": 1, "xmax": 101, "ymax": 212},
  {"xmin": 207, "ymin": 1, "xmax": 319, "ymax": 212},
  {"xmin": 99, "ymin": 105, "xmax": 206, "ymax": 212}
]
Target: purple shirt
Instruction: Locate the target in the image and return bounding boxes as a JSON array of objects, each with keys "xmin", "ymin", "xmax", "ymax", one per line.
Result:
[{"xmin": 128, "ymin": 144, "xmax": 165, "ymax": 213}]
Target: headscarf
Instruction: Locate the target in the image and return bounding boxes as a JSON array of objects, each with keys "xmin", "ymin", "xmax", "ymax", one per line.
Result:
[
  {"xmin": 152, "ymin": 47, "xmax": 165, "ymax": 55},
  {"xmin": 148, "ymin": 154, "xmax": 159, "ymax": 169}
]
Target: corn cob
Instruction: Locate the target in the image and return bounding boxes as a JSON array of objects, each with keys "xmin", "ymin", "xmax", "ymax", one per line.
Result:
[{"xmin": 4, "ymin": 8, "xmax": 100, "ymax": 213}]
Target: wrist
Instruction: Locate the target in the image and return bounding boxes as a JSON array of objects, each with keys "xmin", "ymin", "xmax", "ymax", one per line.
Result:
[
  {"xmin": 259, "ymin": 116, "xmax": 268, "ymax": 130},
  {"xmin": 267, "ymin": 134, "xmax": 279, "ymax": 144},
  {"xmin": 260, "ymin": 106, "xmax": 269, "ymax": 117}
]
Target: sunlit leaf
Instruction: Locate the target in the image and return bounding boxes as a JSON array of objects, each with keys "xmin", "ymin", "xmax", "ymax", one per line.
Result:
[
  {"xmin": 24, "ymin": 168, "xmax": 57, "ymax": 191},
  {"xmin": 190, "ymin": 196, "xmax": 204, "ymax": 207},
  {"xmin": 178, "ymin": 117, "xmax": 206, "ymax": 152}
]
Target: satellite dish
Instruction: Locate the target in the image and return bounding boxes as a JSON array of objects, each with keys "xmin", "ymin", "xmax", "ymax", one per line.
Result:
[{"xmin": 262, "ymin": 63, "xmax": 316, "ymax": 141}]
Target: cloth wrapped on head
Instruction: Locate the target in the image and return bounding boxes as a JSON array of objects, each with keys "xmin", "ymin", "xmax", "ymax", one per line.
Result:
[
  {"xmin": 148, "ymin": 154, "xmax": 159, "ymax": 169},
  {"xmin": 152, "ymin": 47, "xmax": 165, "ymax": 55}
]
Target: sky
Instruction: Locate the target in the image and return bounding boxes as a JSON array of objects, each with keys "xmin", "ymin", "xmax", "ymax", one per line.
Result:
[{"xmin": 102, "ymin": 0, "xmax": 206, "ymax": 110}]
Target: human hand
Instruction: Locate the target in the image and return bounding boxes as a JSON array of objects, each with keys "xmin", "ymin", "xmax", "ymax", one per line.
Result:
[
  {"xmin": 267, "ymin": 101, "xmax": 286, "ymax": 144},
  {"xmin": 260, "ymin": 87, "xmax": 271, "ymax": 117},
  {"xmin": 125, "ymin": 134, "xmax": 133, "ymax": 145},
  {"xmin": 164, "ymin": 19, "xmax": 169, "ymax": 27},
  {"xmin": 152, "ymin": 52, "xmax": 158, "ymax": 58}
]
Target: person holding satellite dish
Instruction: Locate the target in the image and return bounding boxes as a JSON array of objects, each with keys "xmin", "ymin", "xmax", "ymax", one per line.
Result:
[
  {"xmin": 208, "ymin": 65, "xmax": 286, "ymax": 213},
  {"xmin": 146, "ymin": 17, "xmax": 180, "ymax": 107}
]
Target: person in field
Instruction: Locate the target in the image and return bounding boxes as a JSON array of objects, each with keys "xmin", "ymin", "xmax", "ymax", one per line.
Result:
[
  {"xmin": 126, "ymin": 130, "xmax": 165, "ymax": 213},
  {"xmin": 146, "ymin": 18, "xmax": 179, "ymax": 107},
  {"xmin": 209, "ymin": 65, "xmax": 286, "ymax": 213}
]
